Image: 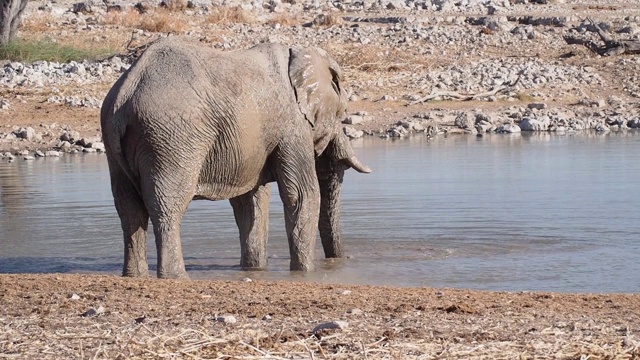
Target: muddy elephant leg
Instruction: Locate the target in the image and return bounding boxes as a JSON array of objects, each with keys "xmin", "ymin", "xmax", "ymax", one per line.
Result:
[
  {"xmin": 274, "ymin": 144, "xmax": 321, "ymax": 271},
  {"xmin": 230, "ymin": 184, "xmax": 271, "ymax": 269},
  {"xmin": 151, "ymin": 219, "xmax": 188, "ymax": 279},
  {"xmin": 316, "ymin": 155, "xmax": 346, "ymax": 258},
  {"xmin": 109, "ymin": 164, "xmax": 150, "ymax": 277},
  {"xmin": 142, "ymin": 177, "xmax": 193, "ymax": 279}
]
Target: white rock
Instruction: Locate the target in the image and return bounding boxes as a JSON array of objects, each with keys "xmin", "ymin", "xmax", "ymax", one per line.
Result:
[
  {"xmin": 519, "ymin": 118, "xmax": 548, "ymax": 131},
  {"xmin": 217, "ymin": 315, "xmax": 237, "ymax": 324},
  {"xmin": 81, "ymin": 306, "xmax": 105, "ymax": 317},
  {"xmin": 14, "ymin": 127, "xmax": 37, "ymax": 141},
  {"xmin": 343, "ymin": 115, "xmax": 364, "ymax": 125},
  {"xmin": 344, "ymin": 126, "xmax": 364, "ymax": 139},
  {"xmin": 497, "ymin": 123, "xmax": 521, "ymax": 133},
  {"xmin": 90, "ymin": 142, "xmax": 105, "ymax": 151}
]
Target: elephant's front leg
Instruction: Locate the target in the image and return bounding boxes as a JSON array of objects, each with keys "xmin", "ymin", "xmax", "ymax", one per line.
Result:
[
  {"xmin": 275, "ymin": 145, "xmax": 321, "ymax": 271},
  {"xmin": 230, "ymin": 184, "xmax": 271, "ymax": 269}
]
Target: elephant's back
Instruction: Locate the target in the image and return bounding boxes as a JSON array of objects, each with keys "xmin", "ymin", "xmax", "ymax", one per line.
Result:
[{"xmin": 121, "ymin": 39, "xmax": 281, "ymax": 199}]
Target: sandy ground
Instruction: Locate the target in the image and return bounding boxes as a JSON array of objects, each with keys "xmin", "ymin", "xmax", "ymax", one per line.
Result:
[{"xmin": 1, "ymin": 274, "xmax": 639, "ymax": 359}]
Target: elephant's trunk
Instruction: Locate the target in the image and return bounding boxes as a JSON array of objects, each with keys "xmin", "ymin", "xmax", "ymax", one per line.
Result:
[
  {"xmin": 316, "ymin": 154, "xmax": 345, "ymax": 258},
  {"xmin": 316, "ymin": 132, "xmax": 371, "ymax": 258}
]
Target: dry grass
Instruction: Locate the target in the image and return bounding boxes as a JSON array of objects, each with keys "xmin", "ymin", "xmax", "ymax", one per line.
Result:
[
  {"xmin": 204, "ymin": 6, "xmax": 256, "ymax": 25},
  {"xmin": 312, "ymin": 13, "xmax": 343, "ymax": 27},
  {"xmin": 20, "ymin": 13, "xmax": 57, "ymax": 32},
  {"xmin": 1, "ymin": 274, "xmax": 640, "ymax": 359},
  {"xmin": 265, "ymin": 13, "xmax": 302, "ymax": 27},
  {"xmin": 160, "ymin": 0, "xmax": 188, "ymax": 11},
  {"xmin": 102, "ymin": 8, "xmax": 144, "ymax": 28},
  {"xmin": 102, "ymin": 8, "xmax": 188, "ymax": 33},
  {"xmin": 516, "ymin": 91, "xmax": 537, "ymax": 102},
  {"xmin": 325, "ymin": 43, "xmax": 437, "ymax": 73},
  {"xmin": 139, "ymin": 10, "xmax": 188, "ymax": 33}
]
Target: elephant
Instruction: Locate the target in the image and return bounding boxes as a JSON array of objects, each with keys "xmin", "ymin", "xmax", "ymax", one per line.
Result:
[{"xmin": 100, "ymin": 37, "xmax": 371, "ymax": 279}]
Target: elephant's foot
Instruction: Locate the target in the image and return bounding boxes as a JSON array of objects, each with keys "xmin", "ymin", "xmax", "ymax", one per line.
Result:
[
  {"xmin": 290, "ymin": 259, "xmax": 315, "ymax": 271},
  {"xmin": 157, "ymin": 269, "xmax": 190, "ymax": 279},
  {"xmin": 122, "ymin": 258, "xmax": 150, "ymax": 277},
  {"xmin": 322, "ymin": 244, "xmax": 345, "ymax": 259},
  {"xmin": 241, "ymin": 254, "xmax": 268, "ymax": 270},
  {"xmin": 122, "ymin": 268, "xmax": 150, "ymax": 278}
]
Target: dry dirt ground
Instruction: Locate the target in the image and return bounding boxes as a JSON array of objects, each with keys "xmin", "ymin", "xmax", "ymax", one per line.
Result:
[
  {"xmin": 1, "ymin": 274, "xmax": 639, "ymax": 359},
  {"xmin": 2, "ymin": 2, "xmax": 640, "ymax": 359}
]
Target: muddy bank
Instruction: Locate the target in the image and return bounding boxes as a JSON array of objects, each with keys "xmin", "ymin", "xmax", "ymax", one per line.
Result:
[{"xmin": 1, "ymin": 274, "xmax": 639, "ymax": 359}]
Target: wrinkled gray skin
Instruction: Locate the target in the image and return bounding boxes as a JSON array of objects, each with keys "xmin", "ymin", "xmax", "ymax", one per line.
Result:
[{"xmin": 101, "ymin": 37, "xmax": 371, "ymax": 279}]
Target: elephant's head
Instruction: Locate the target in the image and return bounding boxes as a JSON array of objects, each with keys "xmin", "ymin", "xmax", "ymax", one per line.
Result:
[
  {"xmin": 288, "ymin": 47, "xmax": 371, "ymax": 174},
  {"xmin": 288, "ymin": 47, "xmax": 371, "ymax": 258}
]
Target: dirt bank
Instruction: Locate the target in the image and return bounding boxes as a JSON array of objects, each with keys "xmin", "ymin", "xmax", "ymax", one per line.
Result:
[{"xmin": 1, "ymin": 274, "xmax": 639, "ymax": 359}]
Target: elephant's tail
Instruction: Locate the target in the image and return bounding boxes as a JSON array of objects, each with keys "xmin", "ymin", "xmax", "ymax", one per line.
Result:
[{"xmin": 104, "ymin": 112, "xmax": 143, "ymax": 197}]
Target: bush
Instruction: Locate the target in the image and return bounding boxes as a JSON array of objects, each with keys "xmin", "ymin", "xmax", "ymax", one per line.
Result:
[
  {"xmin": 205, "ymin": 6, "xmax": 256, "ymax": 25},
  {"xmin": 102, "ymin": 8, "xmax": 187, "ymax": 33},
  {"xmin": 0, "ymin": 39, "xmax": 113, "ymax": 63}
]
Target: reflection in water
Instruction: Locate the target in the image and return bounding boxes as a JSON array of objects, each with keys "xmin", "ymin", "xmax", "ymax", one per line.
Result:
[{"xmin": 1, "ymin": 131, "xmax": 640, "ymax": 293}]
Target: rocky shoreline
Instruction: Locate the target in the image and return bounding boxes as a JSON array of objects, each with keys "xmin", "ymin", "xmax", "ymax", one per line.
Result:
[{"xmin": 2, "ymin": 0, "xmax": 640, "ymax": 157}]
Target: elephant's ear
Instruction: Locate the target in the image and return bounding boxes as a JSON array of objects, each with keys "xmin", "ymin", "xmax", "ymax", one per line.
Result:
[{"xmin": 289, "ymin": 47, "xmax": 345, "ymax": 154}]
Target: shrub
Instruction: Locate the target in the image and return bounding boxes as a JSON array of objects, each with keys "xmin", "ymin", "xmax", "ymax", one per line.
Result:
[
  {"xmin": 139, "ymin": 10, "xmax": 187, "ymax": 33},
  {"xmin": 205, "ymin": 6, "xmax": 256, "ymax": 25},
  {"xmin": 102, "ymin": 8, "xmax": 143, "ymax": 28},
  {"xmin": 20, "ymin": 13, "xmax": 56, "ymax": 32},
  {"xmin": 0, "ymin": 38, "xmax": 113, "ymax": 62},
  {"xmin": 160, "ymin": 0, "xmax": 187, "ymax": 11},
  {"xmin": 102, "ymin": 8, "xmax": 187, "ymax": 33},
  {"xmin": 265, "ymin": 14, "xmax": 300, "ymax": 27}
]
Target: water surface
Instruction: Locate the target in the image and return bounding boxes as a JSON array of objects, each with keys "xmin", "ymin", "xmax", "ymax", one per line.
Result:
[{"xmin": 1, "ymin": 132, "xmax": 639, "ymax": 293}]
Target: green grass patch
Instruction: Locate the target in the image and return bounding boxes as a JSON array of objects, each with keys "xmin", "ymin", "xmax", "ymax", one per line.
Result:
[{"xmin": 0, "ymin": 38, "xmax": 114, "ymax": 63}]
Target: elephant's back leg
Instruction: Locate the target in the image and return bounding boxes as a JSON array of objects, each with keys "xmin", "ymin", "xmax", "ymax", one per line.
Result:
[
  {"xmin": 106, "ymin": 157, "xmax": 150, "ymax": 277},
  {"xmin": 230, "ymin": 184, "xmax": 271, "ymax": 269},
  {"xmin": 137, "ymin": 155, "xmax": 201, "ymax": 279}
]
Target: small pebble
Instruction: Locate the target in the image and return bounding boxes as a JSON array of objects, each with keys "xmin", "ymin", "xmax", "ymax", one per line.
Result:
[
  {"xmin": 313, "ymin": 320, "xmax": 349, "ymax": 334},
  {"xmin": 216, "ymin": 315, "xmax": 237, "ymax": 324},
  {"xmin": 81, "ymin": 306, "xmax": 105, "ymax": 317},
  {"xmin": 347, "ymin": 308, "xmax": 363, "ymax": 315}
]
